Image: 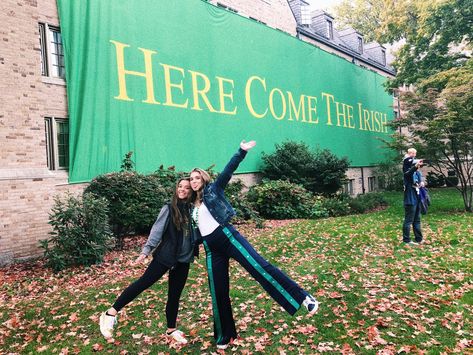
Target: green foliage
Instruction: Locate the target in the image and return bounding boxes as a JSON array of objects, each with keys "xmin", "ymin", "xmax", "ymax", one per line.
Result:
[
  {"xmin": 426, "ymin": 171, "xmax": 445, "ymax": 188},
  {"xmin": 84, "ymin": 170, "xmax": 176, "ymax": 239},
  {"xmin": 246, "ymin": 180, "xmax": 316, "ymax": 219},
  {"xmin": 445, "ymin": 175, "xmax": 459, "ymax": 187},
  {"xmin": 333, "ymin": 0, "xmax": 384, "ymax": 42},
  {"xmin": 319, "ymin": 196, "xmax": 351, "ymax": 217},
  {"xmin": 120, "ymin": 151, "xmax": 135, "ymax": 172},
  {"xmin": 375, "ymin": 160, "xmax": 404, "ymax": 191},
  {"xmin": 225, "ymin": 179, "xmax": 263, "ymax": 227},
  {"xmin": 347, "ymin": 192, "xmax": 388, "ymax": 214},
  {"xmin": 40, "ymin": 193, "xmax": 113, "ymax": 272},
  {"xmin": 388, "ymin": 60, "xmax": 473, "ymax": 212},
  {"xmin": 261, "ymin": 141, "xmax": 349, "ymax": 196}
]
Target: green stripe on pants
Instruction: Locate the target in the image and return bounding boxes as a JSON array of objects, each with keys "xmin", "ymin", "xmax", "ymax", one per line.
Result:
[
  {"xmin": 203, "ymin": 240, "xmax": 223, "ymax": 343},
  {"xmin": 222, "ymin": 227, "xmax": 300, "ymax": 310}
]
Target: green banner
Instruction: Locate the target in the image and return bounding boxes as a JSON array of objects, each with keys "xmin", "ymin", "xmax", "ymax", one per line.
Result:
[{"xmin": 57, "ymin": 0, "xmax": 394, "ymax": 183}]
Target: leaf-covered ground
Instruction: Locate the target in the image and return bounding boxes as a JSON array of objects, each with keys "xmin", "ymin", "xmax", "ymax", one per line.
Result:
[{"xmin": 1, "ymin": 188, "xmax": 472, "ymax": 354}]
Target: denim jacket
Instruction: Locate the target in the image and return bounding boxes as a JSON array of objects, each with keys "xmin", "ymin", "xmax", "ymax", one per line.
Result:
[
  {"xmin": 201, "ymin": 148, "xmax": 247, "ymax": 225},
  {"xmin": 403, "ymin": 164, "xmax": 421, "ymax": 206}
]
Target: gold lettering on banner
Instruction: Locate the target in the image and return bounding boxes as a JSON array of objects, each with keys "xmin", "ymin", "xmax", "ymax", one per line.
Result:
[
  {"xmin": 245, "ymin": 76, "xmax": 268, "ymax": 119},
  {"xmin": 287, "ymin": 91, "xmax": 306, "ymax": 122},
  {"xmin": 216, "ymin": 76, "xmax": 237, "ymax": 115},
  {"xmin": 108, "ymin": 40, "xmax": 391, "ymax": 133},
  {"xmin": 110, "ymin": 40, "xmax": 160, "ymax": 104},
  {"xmin": 307, "ymin": 96, "xmax": 318, "ymax": 124},
  {"xmin": 160, "ymin": 63, "xmax": 188, "ymax": 108},
  {"xmin": 188, "ymin": 70, "xmax": 217, "ymax": 112},
  {"xmin": 321, "ymin": 92, "xmax": 335, "ymax": 125},
  {"xmin": 269, "ymin": 88, "xmax": 286, "ymax": 120}
]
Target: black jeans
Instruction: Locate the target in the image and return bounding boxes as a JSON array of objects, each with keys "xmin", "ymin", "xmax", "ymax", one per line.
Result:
[{"xmin": 113, "ymin": 258, "xmax": 190, "ymax": 328}]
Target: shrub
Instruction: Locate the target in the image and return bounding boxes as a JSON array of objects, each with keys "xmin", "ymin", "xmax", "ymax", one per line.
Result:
[
  {"xmin": 320, "ymin": 197, "xmax": 351, "ymax": 217},
  {"xmin": 84, "ymin": 170, "xmax": 173, "ymax": 239},
  {"xmin": 261, "ymin": 141, "xmax": 349, "ymax": 196},
  {"xmin": 445, "ymin": 175, "xmax": 459, "ymax": 187},
  {"xmin": 426, "ymin": 172, "xmax": 445, "ymax": 188},
  {"xmin": 225, "ymin": 179, "xmax": 263, "ymax": 227},
  {"xmin": 246, "ymin": 179, "xmax": 315, "ymax": 219},
  {"xmin": 347, "ymin": 192, "xmax": 388, "ymax": 214},
  {"xmin": 40, "ymin": 193, "xmax": 113, "ymax": 272}
]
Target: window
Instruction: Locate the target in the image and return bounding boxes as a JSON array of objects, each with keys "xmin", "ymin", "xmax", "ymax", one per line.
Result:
[
  {"xmin": 39, "ymin": 23, "xmax": 65, "ymax": 78},
  {"xmin": 327, "ymin": 20, "xmax": 334, "ymax": 39},
  {"xmin": 45, "ymin": 117, "xmax": 69, "ymax": 170},
  {"xmin": 357, "ymin": 36, "xmax": 363, "ymax": 53},
  {"xmin": 249, "ymin": 17, "xmax": 267, "ymax": 25},
  {"xmin": 344, "ymin": 179, "xmax": 355, "ymax": 195},
  {"xmin": 300, "ymin": 5, "xmax": 311, "ymax": 26},
  {"xmin": 381, "ymin": 49, "xmax": 386, "ymax": 66},
  {"xmin": 368, "ymin": 176, "xmax": 377, "ymax": 192}
]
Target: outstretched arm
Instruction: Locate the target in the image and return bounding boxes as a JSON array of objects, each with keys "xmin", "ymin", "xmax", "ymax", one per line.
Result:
[{"xmin": 214, "ymin": 140, "xmax": 256, "ymax": 190}]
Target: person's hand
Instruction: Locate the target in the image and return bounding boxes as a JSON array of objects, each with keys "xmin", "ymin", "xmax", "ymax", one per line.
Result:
[
  {"xmin": 135, "ymin": 254, "xmax": 147, "ymax": 264},
  {"xmin": 240, "ymin": 140, "xmax": 256, "ymax": 151},
  {"xmin": 416, "ymin": 159, "xmax": 423, "ymax": 168}
]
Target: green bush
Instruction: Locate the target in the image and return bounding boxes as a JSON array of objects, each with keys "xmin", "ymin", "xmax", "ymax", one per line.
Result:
[
  {"xmin": 445, "ymin": 176, "xmax": 459, "ymax": 187},
  {"xmin": 225, "ymin": 179, "xmax": 263, "ymax": 227},
  {"xmin": 426, "ymin": 172, "xmax": 445, "ymax": 187},
  {"xmin": 84, "ymin": 168, "xmax": 182, "ymax": 239},
  {"xmin": 246, "ymin": 180, "xmax": 315, "ymax": 219},
  {"xmin": 261, "ymin": 141, "xmax": 349, "ymax": 196},
  {"xmin": 320, "ymin": 197, "xmax": 351, "ymax": 217},
  {"xmin": 40, "ymin": 193, "xmax": 113, "ymax": 272},
  {"xmin": 347, "ymin": 192, "xmax": 388, "ymax": 214}
]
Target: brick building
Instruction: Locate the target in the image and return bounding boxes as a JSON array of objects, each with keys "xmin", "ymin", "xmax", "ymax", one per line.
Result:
[{"xmin": 0, "ymin": 0, "xmax": 395, "ymax": 264}]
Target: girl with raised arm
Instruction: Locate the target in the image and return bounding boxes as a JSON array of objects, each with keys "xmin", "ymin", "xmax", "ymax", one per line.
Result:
[{"xmin": 190, "ymin": 140, "xmax": 319, "ymax": 350}]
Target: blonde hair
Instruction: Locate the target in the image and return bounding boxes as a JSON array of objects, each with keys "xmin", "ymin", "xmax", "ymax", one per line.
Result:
[{"xmin": 407, "ymin": 148, "xmax": 417, "ymax": 154}]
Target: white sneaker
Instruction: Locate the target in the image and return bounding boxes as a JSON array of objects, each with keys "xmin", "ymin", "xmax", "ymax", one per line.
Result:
[
  {"xmin": 303, "ymin": 294, "xmax": 319, "ymax": 315},
  {"xmin": 217, "ymin": 343, "xmax": 229, "ymax": 350},
  {"xmin": 167, "ymin": 329, "xmax": 188, "ymax": 345},
  {"xmin": 99, "ymin": 312, "xmax": 117, "ymax": 338}
]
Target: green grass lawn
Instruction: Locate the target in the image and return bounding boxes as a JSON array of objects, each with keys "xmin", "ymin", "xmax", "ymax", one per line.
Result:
[{"xmin": 1, "ymin": 188, "xmax": 471, "ymax": 354}]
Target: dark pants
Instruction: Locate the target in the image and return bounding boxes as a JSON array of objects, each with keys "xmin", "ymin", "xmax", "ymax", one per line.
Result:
[
  {"xmin": 112, "ymin": 258, "xmax": 190, "ymax": 328},
  {"xmin": 403, "ymin": 203, "xmax": 423, "ymax": 243},
  {"xmin": 202, "ymin": 225, "xmax": 307, "ymax": 345}
]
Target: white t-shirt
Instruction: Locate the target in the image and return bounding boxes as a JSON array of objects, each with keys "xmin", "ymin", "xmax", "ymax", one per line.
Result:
[{"xmin": 192, "ymin": 202, "xmax": 220, "ymax": 236}]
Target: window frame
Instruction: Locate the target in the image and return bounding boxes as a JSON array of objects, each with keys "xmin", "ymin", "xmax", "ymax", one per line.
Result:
[
  {"xmin": 357, "ymin": 36, "xmax": 363, "ymax": 54},
  {"xmin": 368, "ymin": 176, "xmax": 377, "ymax": 192},
  {"xmin": 327, "ymin": 20, "xmax": 334, "ymax": 39},
  {"xmin": 45, "ymin": 117, "xmax": 69, "ymax": 170},
  {"xmin": 39, "ymin": 23, "xmax": 65, "ymax": 79}
]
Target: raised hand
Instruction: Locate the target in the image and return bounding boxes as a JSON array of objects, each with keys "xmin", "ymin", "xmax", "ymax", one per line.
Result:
[{"xmin": 240, "ymin": 140, "xmax": 256, "ymax": 151}]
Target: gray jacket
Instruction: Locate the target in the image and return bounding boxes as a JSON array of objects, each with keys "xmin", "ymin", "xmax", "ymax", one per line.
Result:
[{"xmin": 141, "ymin": 205, "xmax": 169, "ymax": 256}]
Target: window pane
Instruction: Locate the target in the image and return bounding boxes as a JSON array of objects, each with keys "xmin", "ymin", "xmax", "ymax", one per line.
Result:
[
  {"xmin": 48, "ymin": 27, "xmax": 65, "ymax": 78},
  {"xmin": 57, "ymin": 121, "xmax": 69, "ymax": 168}
]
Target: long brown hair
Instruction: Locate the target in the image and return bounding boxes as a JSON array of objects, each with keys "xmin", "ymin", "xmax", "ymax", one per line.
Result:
[
  {"xmin": 190, "ymin": 168, "xmax": 211, "ymax": 203},
  {"xmin": 171, "ymin": 178, "xmax": 190, "ymax": 231}
]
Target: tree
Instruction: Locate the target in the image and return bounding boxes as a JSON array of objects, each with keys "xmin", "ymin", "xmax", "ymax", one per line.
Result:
[
  {"xmin": 338, "ymin": 0, "xmax": 473, "ymax": 211},
  {"xmin": 333, "ymin": 0, "xmax": 386, "ymax": 43},
  {"xmin": 388, "ymin": 59, "xmax": 473, "ymax": 211},
  {"xmin": 334, "ymin": 0, "xmax": 472, "ymax": 89}
]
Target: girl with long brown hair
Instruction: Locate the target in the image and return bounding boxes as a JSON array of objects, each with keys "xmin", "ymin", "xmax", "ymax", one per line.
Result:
[{"xmin": 99, "ymin": 178, "xmax": 197, "ymax": 345}]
